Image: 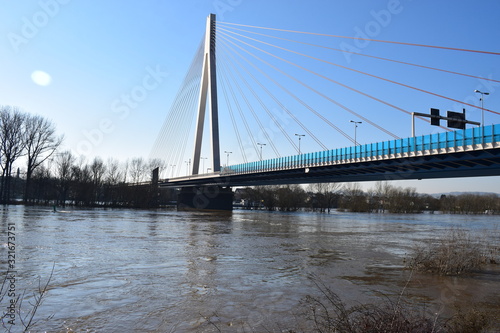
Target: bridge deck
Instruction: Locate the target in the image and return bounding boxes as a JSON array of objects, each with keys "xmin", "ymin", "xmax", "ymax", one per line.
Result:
[
  {"xmin": 161, "ymin": 125, "xmax": 500, "ymax": 187},
  {"xmin": 229, "ymin": 125, "xmax": 500, "ymax": 174}
]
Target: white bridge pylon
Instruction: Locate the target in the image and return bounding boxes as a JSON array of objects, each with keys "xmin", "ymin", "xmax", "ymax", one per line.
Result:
[{"xmin": 191, "ymin": 13, "xmax": 221, "ymax": 175}]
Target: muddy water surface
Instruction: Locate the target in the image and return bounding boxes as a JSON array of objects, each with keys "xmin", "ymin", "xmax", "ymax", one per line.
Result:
[{"xmin": 2, "ymin": 206, "xmax": 499, "ymax": 332}]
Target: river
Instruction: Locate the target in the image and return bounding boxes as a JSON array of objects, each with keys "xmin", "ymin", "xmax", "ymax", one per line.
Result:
[{"xmin": 1, "ymin": 205, "xmax": 499, "ymax": 332}]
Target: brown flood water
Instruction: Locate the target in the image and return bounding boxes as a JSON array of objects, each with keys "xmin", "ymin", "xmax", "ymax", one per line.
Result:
[{"xmin": 1, "ymin": 205, "xmax": 499, "ymax": 332}]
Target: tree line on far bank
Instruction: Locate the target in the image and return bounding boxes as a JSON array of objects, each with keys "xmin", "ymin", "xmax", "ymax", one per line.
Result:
[
  {"xmin": 5, "ymin": 149, "xmax": 175, "ymax": 208},
  {"xmin": 239, "ymin": 182, "xmax": 500, "ymax": 214},
  {"xmin": 0, "ymin": 105, "xmax": 175, "ymax": 207}
]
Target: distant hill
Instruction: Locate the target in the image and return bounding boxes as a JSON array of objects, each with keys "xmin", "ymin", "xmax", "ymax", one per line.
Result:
[{"xmin": 430, "ymin": 192, "xmax": 499, "ymax": 198}]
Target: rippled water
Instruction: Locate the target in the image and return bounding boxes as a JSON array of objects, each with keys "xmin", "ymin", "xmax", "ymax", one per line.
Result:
[{"xmin": 1, "ymin": 206, "xmax": 499, "ymax": 332}]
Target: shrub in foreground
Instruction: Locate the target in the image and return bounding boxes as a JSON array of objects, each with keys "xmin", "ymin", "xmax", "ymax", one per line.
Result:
[
  {"xmin": 406, "ymin": 228, "xmax": 493, "ymax": 275},
  {"xmin": 299, "ymin": 278, "xmax": 491, "ymax": 333}
]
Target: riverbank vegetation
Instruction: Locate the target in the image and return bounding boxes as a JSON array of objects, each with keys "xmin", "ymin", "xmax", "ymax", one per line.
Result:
[
  {"xmin": 294, "ymin": 276, "xmax": 492, "ymax": 333},
  {"xmin": 2, "ymin": 150, "xmax": 176, "ymax": 208},
  {"xmin": 0, "ymin": 105, "xmax": 177, "ymax": 208},
  {"xmin": 239, "ymin": 182, "xmax": 500, "ymax": 214},
  {"xmin": 407, "ymin": 228, "xmax": 500, "ymax": 275},
  {"xmin": 199, "ymin": 228, "xmax": 499, "ymax": 331},
  {"xmin": 201, "ymin": 273, "xmax": 494, "ymax": 332}
]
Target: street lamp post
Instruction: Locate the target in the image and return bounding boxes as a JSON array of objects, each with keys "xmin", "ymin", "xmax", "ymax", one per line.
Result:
[
  {"xmin": 350, "ymin": 120, "xmax": 362, "ymax": 145},
  {"xmin": 170, "ymin": 164, "xmax": 176, "ymax": 178},
  {"xmin": 257, "ymin": 143, "xmax": 266, "ymax": 161},
  {"xmin": 224, "ymin": 151, "xmax": 232, "ymax": 166},
  {"xmin": 201, "ymin": 157, "xmax": 207, "ymax": 174},
  {"xmin": 474, "ymin": 90, "xmax": 490, "ymax": 127},
  {"xmin": 294, "ymin": 134, "xmax": 305, "ymax": 154}
]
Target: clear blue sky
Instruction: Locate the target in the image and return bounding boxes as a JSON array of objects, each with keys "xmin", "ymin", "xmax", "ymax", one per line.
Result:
[{"xmin": 1, "ymin": 0, "xmax": 500, "ymax": 193}]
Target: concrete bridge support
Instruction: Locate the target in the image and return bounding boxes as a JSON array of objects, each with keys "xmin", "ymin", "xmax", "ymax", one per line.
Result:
[{"xmin": 177, "ymin": 186, "xmax": 233, "ymax": 211}]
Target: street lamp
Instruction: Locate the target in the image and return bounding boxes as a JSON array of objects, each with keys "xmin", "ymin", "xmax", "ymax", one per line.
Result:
[
  {"xmin": 169, "ymin": 164, "xmax": 176, "ymax": 178},
  {"xmin": 257, "ymin": 143, "xmax": 266, "ymax": 161},
  {"xmin": 224, "ymin": 151, "xmax": 232, "ymax": 166},
  {"xmin": 201, "ymin": 157, "xmax": 207, "ymax": 173},
  {"xmin": 474, "ymin": 89, "xmax": 490, "ymax": 127},
  {"xmin": 294, "ymin": 134, "xmax": 305, "ymax": 154},
  {"xmin": 350, "ymin": 120, "xmax": 362, "ymax": 145}
]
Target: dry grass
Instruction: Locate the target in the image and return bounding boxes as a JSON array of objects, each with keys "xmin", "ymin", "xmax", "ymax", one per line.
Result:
[
  {"xmin": 443, "ymin": 307, "xmax": 489, "ymax": 333},
  {"xmin": 300, "ymin": 278, "xmax": 437, "ymax": 333},
  {"xmin": 298, "ymin": 277, "xmax": 492, "ymax": 333},
  {"xmin": 406, "ymin": 228, "xmax": 493, "ymax": 275}
]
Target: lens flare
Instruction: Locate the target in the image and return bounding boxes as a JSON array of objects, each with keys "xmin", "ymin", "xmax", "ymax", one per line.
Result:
[{"xmin": 31, "ymin": 70, "xmax": 52, "ymax": 86}]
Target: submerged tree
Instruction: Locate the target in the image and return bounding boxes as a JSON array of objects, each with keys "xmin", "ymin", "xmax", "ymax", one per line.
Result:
[
  {"xmin": 90, "ymin": 157, "xmax": 106, "ymax": 204},
  {"xmin": 0, "ymin": 106, "xmax": 26, "ymax": 202},
  {"xmin": 55, "ymin": 150, "xmax": 76, "ymax": 206},
  {"xmin": 308, "ymin": 182, "xmax": 342, "ymax": 212},
  {"xmin": 23, "ymin": 114, "xmax": 63, "ymax": 202}
]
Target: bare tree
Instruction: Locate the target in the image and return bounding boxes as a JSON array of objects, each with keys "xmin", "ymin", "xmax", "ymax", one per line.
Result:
[
  {"xmin": 276, "ymin": 184, "xmax": 307, "ymax": 211},
  {"xmin": 23, "ymin": 114, "xmax": 63, "ymax": 202},
  {"xmin": 0, "ymin": 106, "xmax": 26, "ymax": 202},
  {"xmin": 129, "ymin": 157, "xmax": 146, "ymax": 184},
  {"xmin": 55, "ymin": 150, "xmax": 75, "ymax": 206},
  {"xmin": 122, "ymin": 159, "xmax": 129, "ymax": 183},
  {"xmin": 105, "ymin": 158, "xmax": 122, "ymax": 185},
  {"xmin": 308, "ymin": 182, "xmax": 342, "ymax": 212},
  {"xmin": 148, "ymin": 158, "xmax": 166, "ymax": 179},
  {"xmin": 340, "ymin": 183, "xmax": 369, "ymax": 212},
  {"xmin": 71, "ymin": 162, "xmax": 92, "ymax": 206},
  {"xmin": 90, "ymin": 157, "xmax": 106, "ymax": 204},
  {"xmin": 31, "ymin": 163, "xmax": 55, "ymax": 204}
]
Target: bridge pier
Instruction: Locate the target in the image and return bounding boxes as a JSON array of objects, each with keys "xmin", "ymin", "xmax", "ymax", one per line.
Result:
[{"xmin": 177, "ymin": 186, "xmax": 233, "ymax": 211}]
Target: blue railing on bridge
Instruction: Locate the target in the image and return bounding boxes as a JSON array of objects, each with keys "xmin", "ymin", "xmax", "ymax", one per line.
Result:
[{"xmin": 227, "ymin": 125, "xmax": 500, "ymax": 174}]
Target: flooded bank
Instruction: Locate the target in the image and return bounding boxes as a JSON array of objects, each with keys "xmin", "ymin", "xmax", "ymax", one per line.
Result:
[{"xmin": 1, "ymin": 206, "xmax": 499, "ymax": 331}]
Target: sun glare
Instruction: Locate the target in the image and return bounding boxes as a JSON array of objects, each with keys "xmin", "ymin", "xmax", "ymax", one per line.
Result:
[{"xmin": 31, "ymin": 70, "xmax": 52, "ymax": 86}]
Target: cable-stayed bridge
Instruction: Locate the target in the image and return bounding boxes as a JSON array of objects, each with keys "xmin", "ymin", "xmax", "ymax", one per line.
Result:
[{"xmin": 150, "ymin": 14, "xmax": 500, "ymax": 209}]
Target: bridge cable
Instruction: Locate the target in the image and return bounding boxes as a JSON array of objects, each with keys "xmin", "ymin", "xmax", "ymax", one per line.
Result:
[
  {"xmin": 150, "ymin": 56, "xmax": 200, "ymax": 159},
  {"xmin": 218, "ymin": 31, "xmax": 404, "ymax": 139},
  {"xmin": 218, "ymin": 25, "xmax": 500, "ymax": 84},
  {"xmin": 149, "ymin": 36, "xmax": 205, "ymax": 175},
  {"xmin": 219, "ymin": 46, "xmax": 299, "ymax": 154},
  {"xmin": 219, "ymin": 38, "xmax": 331, "ymax": 149},
  {"xmin": 219, "ymin": 35, "xmax": 385, "ymax": 142},
  {"xmin": 216, "ymin": 48, "xmax": 283, "ymax": 157},
  {"xmin": 218, "ymin": 30, "xmax": 447, "ymax": 132},
  {"xmin": 154, "ymin": 73, "xmax": 200, "ymax": 164},
  {"xmin": 155, "ymin": 64, "xmax": 202, "ymax": 174},
  {"xmin": 169, "ymin": 39, "xmax": 205, "ymax": 174},
  {"xmin": 219, "ymin": 66, "xmax": 248, "ymax": 163},
  {"xmin": 219, "ymin": 27, "xmax": 500, "ymax": 116},
  {"xmin": 217, "ymin": 21, "xmax": 500, "ymax": 56},
  {"xmin": 150, "ymin": 76, "xmax": 197, "ymax": 168},
  {"xmin": 218, "ymin": 60, "xmax": 261, "ymax": 160}
]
